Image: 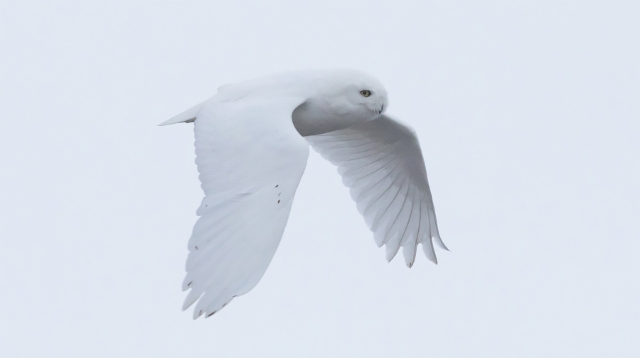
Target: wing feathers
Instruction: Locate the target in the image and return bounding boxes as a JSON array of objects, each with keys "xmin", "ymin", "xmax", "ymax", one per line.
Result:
[
  {"xmin": 159, "ymin": 100, "xmax": 207, "ymax": 126},
  {"xmin": 181, "ymin": 96, "xmax": 308, "ymax": 318},
  {"xmin": 307, "ymin": 115, "xmax": 445, "ymax": 266},
  {"xmin": 402, "ymin": 195, "xmax": 422, "ymax": 267}
]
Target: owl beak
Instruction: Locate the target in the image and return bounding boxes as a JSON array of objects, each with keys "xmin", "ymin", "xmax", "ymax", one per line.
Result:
[{"xmin": 379, "ymin": 104, "xmax": 384, "ymax": 114}]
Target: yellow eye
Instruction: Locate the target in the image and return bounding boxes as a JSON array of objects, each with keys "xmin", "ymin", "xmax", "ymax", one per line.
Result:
[{"xmin": 360, "ymin": 90, "xmax": 372, "ymax": 97}]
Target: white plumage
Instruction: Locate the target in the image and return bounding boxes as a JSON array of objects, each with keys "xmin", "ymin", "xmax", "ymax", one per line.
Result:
[{"xmin": 160, "ymin": 69, "xmax": 447, "ymax": 319}]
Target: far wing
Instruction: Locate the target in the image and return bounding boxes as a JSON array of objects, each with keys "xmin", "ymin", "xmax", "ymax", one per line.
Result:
[
  {"xmin": 158, "ymin": 101, "xmax": 207, "ymax": 126},
  {"xmin": 306, "ymin": 115, "xmax": 447, "ymax": 267},
  {"xmin": 184, "ymin": 96, "xmax": 308, "ymax": 319}
]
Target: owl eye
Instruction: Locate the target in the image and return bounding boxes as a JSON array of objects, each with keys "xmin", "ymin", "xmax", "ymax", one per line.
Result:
[{"xmin": 359, "ymin": 90, "xmax": 372, "ymax": 97}]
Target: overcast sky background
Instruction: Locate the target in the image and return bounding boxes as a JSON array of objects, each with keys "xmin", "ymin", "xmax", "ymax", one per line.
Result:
[{"xmin": 1, "ymin": 1, "xmax": 638, "ymax": 357}]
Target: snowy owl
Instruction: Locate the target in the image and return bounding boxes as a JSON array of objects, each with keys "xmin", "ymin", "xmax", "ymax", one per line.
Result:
[{"xmin": 160, "ymin": 69, "xmax": 448, "ymax": 319}]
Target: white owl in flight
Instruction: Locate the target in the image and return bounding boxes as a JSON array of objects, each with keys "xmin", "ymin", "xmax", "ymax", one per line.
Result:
[{"xmin": 160, "ymin": 69, "xmax": 448, "ymax": 319}]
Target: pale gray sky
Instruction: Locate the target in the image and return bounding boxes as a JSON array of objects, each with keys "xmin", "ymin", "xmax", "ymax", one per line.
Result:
[{"xmin": 1, "ymin": 1, "xmax": 638, "ymax": 357}]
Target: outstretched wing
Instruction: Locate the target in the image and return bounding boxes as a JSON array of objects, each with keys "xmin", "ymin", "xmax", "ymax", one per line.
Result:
[
  {"xmin": 306, "ymin": 115, "xmax": 447, "ymax": 267},
  {"xmin": 183, "ymin": 95, "xmax": 308, "ymax": 319}
]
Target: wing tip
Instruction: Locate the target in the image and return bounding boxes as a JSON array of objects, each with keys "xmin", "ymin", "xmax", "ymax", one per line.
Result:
[
  {"xmin": 379, "ymin": 238, "xmax": 446, "ymax": 265},
  {"xmin": 434, "ymin": 234, "xmax": 450, "ymax": 251},
  {"xmin": 191, "ymin": 300, "xmax": 232, "ymax": 320},
  {"xmin": 158, "ymin": 118, "xmax": 196, "ymax": 126}
]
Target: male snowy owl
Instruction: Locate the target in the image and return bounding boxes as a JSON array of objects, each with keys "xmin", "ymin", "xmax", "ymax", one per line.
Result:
[{"xmin": 160, "ymin": 69, "xmax": 448, "ymax": 319}]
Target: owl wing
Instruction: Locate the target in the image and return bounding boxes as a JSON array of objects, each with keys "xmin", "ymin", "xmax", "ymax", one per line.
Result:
[
  {"xmin": 179, "ymin": 95, "xmax": 309, "ymax": 319},
  {"xmin": 306, "ymin": 115, "xmax": 447, "ymax": 267}
]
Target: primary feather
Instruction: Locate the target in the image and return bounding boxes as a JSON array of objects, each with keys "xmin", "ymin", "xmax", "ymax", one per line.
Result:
[{"xmin": 161, "ymin": 69, "xmax": 447, "ymax": 318}]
